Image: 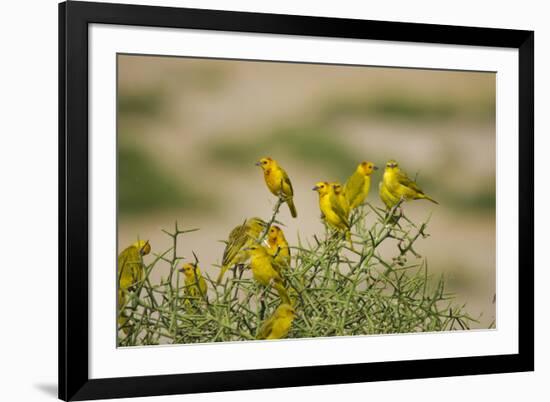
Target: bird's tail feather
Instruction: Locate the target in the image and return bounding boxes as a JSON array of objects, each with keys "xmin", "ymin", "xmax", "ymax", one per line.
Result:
[
  {"xmin": 216, "ymin": 265, "xmax": 229, "ymax": 285},
  {"xmin": 345, "ymin": 230, "xmax": 355, "ymax": 251},
  {"xmin": 286, "ymin": 198, "xmax": 298, "ymax": 218},
  {"xmin": 274, "ymin": 282, "xmax": 291, "ymax": 304},
  {"xmin": 423, "ymin": 194, "xmax": 439, "ymax": 205}
]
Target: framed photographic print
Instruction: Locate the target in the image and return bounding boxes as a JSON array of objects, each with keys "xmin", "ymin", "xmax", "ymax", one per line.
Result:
[{"xmin": 59, "ymin": 1, "xmax": 534, "ymax": 400}]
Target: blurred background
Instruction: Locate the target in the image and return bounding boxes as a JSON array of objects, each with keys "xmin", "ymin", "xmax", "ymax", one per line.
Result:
[{"xmin": 117, "ymin": 54, "xmax": 495, "ymax": 329}]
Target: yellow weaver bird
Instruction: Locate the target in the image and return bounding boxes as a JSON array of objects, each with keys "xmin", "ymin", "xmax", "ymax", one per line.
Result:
[
  {"xmin": 331, "ymin": 182, "xmax": 350, "ymax": 218},
  {"xmin": 256, "ymin": 304, "xmax": 296, "ymax": 340},
  {"xmin": 117, "ymin": 240, "xmax": 151, "ymax": 331},
  {"xmin": 265, "ymin": 225, "xmax": 291, "ymax": 270},
  {"xmin": 246, "ymin": 244, "xmax": 290, "ymax": 304},
  {"xmin": 381, "ymin": 160, "xmax": 439, "ymax": 207},
  {"xmin": 313, "ymin": 182, "xmax": 352, "ymax": 247},
  {"xmin": 179, "ymin": 262, "xmax": 207, "ymax": 299},
  {"xmin": 344, "ymin": 161, "xmax": 378, "ymax": 210},
  {"xmin": 217, "ymin": 217, "xmax": 266, "ymax": 284},
  {"xmin": 256, "ymin": 157, "xmax": 297, "ymax": 218}
]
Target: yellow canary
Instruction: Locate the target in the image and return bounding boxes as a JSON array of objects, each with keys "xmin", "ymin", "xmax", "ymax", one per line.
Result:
[
  {"xmin": 246, "ymin": 244, "xmax": 290, "ymax": 304},
  {"xmin": 382, "ymin": 160, "xmax": 438, "ymax": 205},
  {"xmin": 118, "ymin": 240, "xmax": 150, "ymax": 333},
  {"xmin": 265, "ymin": 225, "xmax": 291, "ymax": 270},
  {"xmin": 330, "ymin": 182, "xmax": 350, "ymax": 218},
  {"xmin": 313, "ymin": 182, "xmax": 352, "ymax": 246},
  {"xmin": 256, "ymin": 304, "xmax": 296, "ymax": 340},
  {"xmin": 256, "ymin": 157, "xmax": 297, "ymax": 218},
  {"xmin": 344, "ymin": 161, "xmax": 378, "ymax": 210},
  {"xmin": 217, "ymin": 217, "xmax": 266, "ymax": 284},
  {"xmin": 179, "ymin": 263, "xmax": 207, "ymax": 299}
]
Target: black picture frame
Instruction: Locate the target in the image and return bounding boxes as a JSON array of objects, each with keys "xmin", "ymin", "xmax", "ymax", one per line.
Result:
[{"xmin": 59, "ymin": 1, "xmax": 534, "ymax": 400}]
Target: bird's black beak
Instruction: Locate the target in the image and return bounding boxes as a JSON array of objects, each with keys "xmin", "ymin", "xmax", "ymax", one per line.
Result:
[
  {"xmin": 312, "ymin": 186, "xmax": 319, "ymax": 191},
  {"xmin": 255, "ymin": 161, "xmax": 261, "ymax": 166},
  {"xmin": 373, "ymin": 166, "xmax": 379, "ymax": 171}
]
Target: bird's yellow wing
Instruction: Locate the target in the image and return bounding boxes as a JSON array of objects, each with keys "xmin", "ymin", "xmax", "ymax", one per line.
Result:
[
  {"xmin": 221, "ymin": 221, "xmax": 248, "ymax": 267},
  {"xmin": 344, "ymin": 171, "xmax": 364, "ymax": 206},
  {"xmin": 257, "ymin": 315, "xmax": 276, "ymax": 339},
  {"xmin": 395, "ymin": 170, "xmax": 423, "ymax": 193},
  {"xmin": 276, "ymin": 248, "xmax": 291, "ymax": 270},
  {"xmin": 329, "ymin": 191, "xmax": 349, "ymax": 226},
  {"xmin": 247, "ymin": 218, "xmax": 267, "ymax": 237},
  {"xmin": 281, "ymin": 170, "xmax": 294, "ymax": 196},
  {"xmin": 118, "ymin": 246, "xmax": 143, "ymax": 290},
  {"xmin": 199, "ymin": 277, "xmax": 207, "ymax": 296}
]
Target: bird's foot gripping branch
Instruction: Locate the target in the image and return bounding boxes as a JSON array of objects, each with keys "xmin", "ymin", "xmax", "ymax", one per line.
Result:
[{"xmin": 117, "ymin": 202, "xmax": 476, "ymax": 346}]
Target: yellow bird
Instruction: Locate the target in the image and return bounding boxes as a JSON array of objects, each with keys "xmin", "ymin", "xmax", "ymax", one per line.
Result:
[
  {"xmin": 246, "ymin": 244, "xmax": 290, "ymax": 304},
  {"xmin": 313, "ymin": 181, "xmax": 352, "ymax": 246},
  {"xmin": 330, "ymin": 182, "xmax": 350, "ymax": 218},
  {"xmin": 217, "ymin": 217, "xmax": 266, "ymax": 284},
  {"xmin": 381, "ymin": 160, "xmax": 439, "ymax": 206},
  {"xmin": 344, "ymin": 161, "xmax": 378, "ymax": 210},
  {"xmin": 256, "ymin": 304, "xmax": 297, "ymax": 340},
  {"xmin": 179, "ymin": 262, "xmax": 207, "ymax": 299},
  {"xmin": 117, "ymin": 240, "xmax": 150, "ymax": 332},
  {"xmin": 256, "ymin": 157, "xmax": 298, "ymax": 218},
  {"xmin": 265, "ymin": 225, "xmax": 291, "ymax": 270}
]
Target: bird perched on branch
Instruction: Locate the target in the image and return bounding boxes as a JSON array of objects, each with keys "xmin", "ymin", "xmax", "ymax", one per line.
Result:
[
  {"xmin": 265, "ymin": 225, "xmax": 291, "ymax": 271},
  {"xmin": 256, "ymin": 304, "xmax": 296, "ymax": 340},
  {"xmin": 380, "ymin": 160, "xmax": 438, "ymax": 208},
  {"xmin": 216, "ymin": 217, "xmax": 266, "ymax": 285},
  {"xmin": 179, "ymin": 262, "xmax": 207, "ymax": 299},
  {"xmin": 313, "ymin": 181, "xmax": 352, "ymax": 247},
  {"xmin": 256, "ymin": 157, "xmax": 297, "ymax": 218},
  {"xmin": 246, "ymin": 244, "xmax": 290, "ymax": 304},
  {"xmin": 344, "ymin": 161, "xmax": 378, "ymax": 210},
  {"xmin": 118, "ymin": 239, "xmax": 151, "ymax": 332}
]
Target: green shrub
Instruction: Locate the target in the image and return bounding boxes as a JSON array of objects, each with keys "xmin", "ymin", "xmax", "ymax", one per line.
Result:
[{"xmin": 117, "ymin": 201, "xmax": 476, "ymax": 346}]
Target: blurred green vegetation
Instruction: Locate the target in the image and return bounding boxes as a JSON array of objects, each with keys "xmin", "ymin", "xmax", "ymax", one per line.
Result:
[
  {"xmin": 321, "ymin": 92, "xmax": 495, "ymax": 123},
  {"xmin": 413, "ymin": 174, "xmax": 495, "ymax": 213},
  {"xmin": 118, "ymin": 143, "xmax": 214, "ymax": 216},
  {"xmin": 208, "ymin": 123, "xmax": 361, "ymax": 179},
  {"xmin": 445, "ymin": 189, "xmax": 496, "ymax": 212},
  {"xmin": 118, "ymin": 88, "xmax": 165, "ymax": 118}
]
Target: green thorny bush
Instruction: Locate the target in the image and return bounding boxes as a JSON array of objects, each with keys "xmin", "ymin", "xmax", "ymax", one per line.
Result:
[{"xmin": 117, "ymin": 199, "xmax": 477, "ymax": 347}]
